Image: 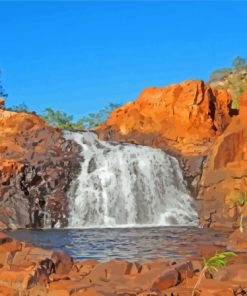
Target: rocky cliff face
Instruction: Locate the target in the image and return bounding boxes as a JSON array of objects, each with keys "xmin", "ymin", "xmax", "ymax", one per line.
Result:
[
  {"xmin": 97, "ymin": 80, "xmax": 231, "ymax": 156},
  {"xmin": 198, "ymin": 90, "xmax": 247, "ymax": 228},
  {"xmin": 96, "ymin": 80, "xmax": 232, "ymax": 195},
  {"xmin": 1, "ymin": 78, "xmax": 245, "ymax": 230},
  {"xmin": 0, "ymin": 103, "xmax": 81, "ymax": 229},
  {"xmin": 96, "ymin": 79, "xmax": 247, "ymax": 228}
]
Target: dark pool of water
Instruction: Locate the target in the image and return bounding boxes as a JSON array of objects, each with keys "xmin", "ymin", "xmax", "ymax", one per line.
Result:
[{"xmin": 7, "ymin": 227, "xmax": 230, "ymax": 262}]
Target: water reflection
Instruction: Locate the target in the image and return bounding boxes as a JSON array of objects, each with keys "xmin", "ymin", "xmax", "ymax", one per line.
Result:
[{"xmin": 8, "ymin": 227, "xmax": 229, "ymax": 261}]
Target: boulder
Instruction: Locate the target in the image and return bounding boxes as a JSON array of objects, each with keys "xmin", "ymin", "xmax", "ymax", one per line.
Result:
[
  {"xmin": 150, "ymin": 268, "xmax": 179, "ymax": 292},
  {"xmin": 175, "ymin": 261, "xmax": 194, "ymax": 281},
  {"xmin": 51, "ymin": 251, "xmax": 74, "ymax": 274}
]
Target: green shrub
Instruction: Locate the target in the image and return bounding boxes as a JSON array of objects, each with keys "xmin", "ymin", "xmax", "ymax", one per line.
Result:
[
  {"xmin": 209, "ymin": 56, "xmax": 247, "ymax": 111},
  {"xmin": 8, "ymin": 102, "xmax": 29, "ymax": 112},
  {"xmin": 192, "ymin": 251, "xmax": 237, "ymax": 296},
  {"xmin": 41, "ymin": 102, "xmax": 121, "ymax": 129}
]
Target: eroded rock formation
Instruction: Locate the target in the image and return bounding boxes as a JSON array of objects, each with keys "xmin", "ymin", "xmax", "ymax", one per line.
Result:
[
  {"xmin": 198, "ymin": 91, "xmax": 247, "ymax": 227},
  {"xmin": 96, "ymin": 79, "xmax": 247, "ymax": 228},
  {"xmin": 0, "ymin": 102, "xmax": 81, "ymax": 229},
  {"xmin": 96, "ymin": 80, "xmax": 231, "ymax": 157},
  {"xmin": 96, "ymin": 80, "xmax": 232, "ymax": 195}
]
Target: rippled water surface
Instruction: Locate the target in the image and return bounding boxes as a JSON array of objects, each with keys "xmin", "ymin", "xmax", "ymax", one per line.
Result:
[{"xmin": 8, "ymin": 227, "xmax": 229, "ymax": 261}]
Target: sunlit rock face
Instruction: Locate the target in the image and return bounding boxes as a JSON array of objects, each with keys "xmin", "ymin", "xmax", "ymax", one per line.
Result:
[
  {"xmin": 96, "ymin": 80, "xmax": 231, "ymax": 157},
  {"xmin": 96, "ymin": 79, "xmax": 247, "ymax": 228},
  {"xmin": 64, "ymin": 131, "xmax": 198, "ymax": 228},
  {"xmin": 0, "ymin": 108, "xmax": 81, "ymax": 229},
  {"xmin": 198, "ymin": 92, "xmax": 247, "ymax": 228}
]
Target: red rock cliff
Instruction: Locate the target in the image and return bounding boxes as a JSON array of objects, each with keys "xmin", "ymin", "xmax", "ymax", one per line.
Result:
[
  {"xmin": 198, "ymin": 90, "xmax": 247, "ymax": 228},
  {"xmin": 96, "ymin": 79, "xmax": 247, "ymax": 229},
  {"xmin": 96, "ymin": 80, "xmax": 231, "ymax": 157},
  {"xmin": 0, "ymin": 104, "xmax": 81, "ymax": 229},
  {"xmin": 96, "ymin": 80, "xmax": 232, "ymax": 197}
]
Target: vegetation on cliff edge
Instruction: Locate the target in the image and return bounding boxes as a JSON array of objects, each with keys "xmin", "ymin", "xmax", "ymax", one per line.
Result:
[
  {"xmin": 40, "ymin": 102, "xmax": 121, "ymax": 129},
  {"xmin": 209, "ymin": 56, "xmax": 247, "ymax": 110}
]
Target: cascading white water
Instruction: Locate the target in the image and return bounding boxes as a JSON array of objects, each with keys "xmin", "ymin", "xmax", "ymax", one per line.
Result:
[{"xmin": 64, "ymin": 131, "xmax": 198, "ymax": 228}]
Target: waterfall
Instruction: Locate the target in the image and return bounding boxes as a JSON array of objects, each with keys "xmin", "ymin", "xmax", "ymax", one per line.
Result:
[{"xmin": 64, "ymin": 131, "xmax": 198, "ymax": 228}]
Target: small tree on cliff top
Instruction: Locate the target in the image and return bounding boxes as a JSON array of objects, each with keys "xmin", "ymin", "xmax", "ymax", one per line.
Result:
[
  {"xmin": 209, "ymin": 56, "xmax": 247, "ymax": 110},
  {"xmin": 41, "ymin": 102, "xmax": 121, "ymax": 130},
  {"xmin": 8, "ymin": 102, "xmax": 29, "ymax": 112},
  {"xmin": 41, "ymin": 108, "xmax": 74, "ymax": 129},
  {"xmin": 209, "ymin": 56, "xmax": 247, "ymax": 83},
  {"xmin": 232, "ymin": 56, "xmax": 247, "ymax": 71}
]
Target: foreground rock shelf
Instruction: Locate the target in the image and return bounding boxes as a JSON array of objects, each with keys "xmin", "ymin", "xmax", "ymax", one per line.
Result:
[{"xmin": 1, "ymin": 231, "xmax": 247, "ymax": 296}]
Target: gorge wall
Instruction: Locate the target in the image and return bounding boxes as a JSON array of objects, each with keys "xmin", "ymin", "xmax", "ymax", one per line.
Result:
[
  {"xmin": 198, "ymin": 90, "xmax": 247, "ymax": 228},
  {"xmin": 96, "ymin": 80, "xmax": 247, "ymax": 228},
  {"xmin": 0, "ymin": 101, "xmax": 81, "ymax": 229},
  {"xmin": 96, "ymin": 80, "xmax": 232, "ymax": 195},
  {"xmin": 1, "ymin": 79, "xmax": 246, "ymax": 229}
]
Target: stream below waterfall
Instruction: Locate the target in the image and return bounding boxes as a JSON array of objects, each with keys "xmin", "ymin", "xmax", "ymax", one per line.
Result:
[
  {"xmin": 7, "ymin": 132, "xmax": 229, "ymax": 262},
  {"xmin": 8, "ymin": 227, "xmax": 230, "ymax": 261}
]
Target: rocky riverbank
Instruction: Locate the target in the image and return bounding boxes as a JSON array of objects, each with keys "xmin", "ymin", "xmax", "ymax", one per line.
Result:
[{"xmin": 0, "ymin": 231, "xmax": 247, "ymax": 296}]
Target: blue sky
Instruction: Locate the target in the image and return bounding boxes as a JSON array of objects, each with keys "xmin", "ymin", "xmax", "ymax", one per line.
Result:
[{"xmin": 0, "ymin": 1, "xmax": 246, "ymax": 120}]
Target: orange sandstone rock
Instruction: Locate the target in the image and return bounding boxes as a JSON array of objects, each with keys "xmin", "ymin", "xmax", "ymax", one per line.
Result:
[
  {"xmin": 198, "ymin": 115, "xmax": 247, "ymax": 228},
  {"xmin": 150, "ymin": 268, "xmax": 179, "ymax": 292},
  {"xmin": 96, "ymin": 80, "xmax": 231, "ymax": 157}
]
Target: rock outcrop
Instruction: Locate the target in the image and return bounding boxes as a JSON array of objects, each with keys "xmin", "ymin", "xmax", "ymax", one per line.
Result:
[
  {"xmin": 198, "ymin": 90, "xmax": 247, "ymax": 228},
  {"xmin": 96, "ymin": 80, "xmax": 231, "ymax": 157},
  {"xmin": 0, "ymin": 102, "xmax": 81, "ymax": 229},
  {"xmin": 96, "ymin": 80, "xmax": 232, "ymax": 197},
  {"xmin": 96, "ymin": 79, "xmax": 247, "ymax": 228}
]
